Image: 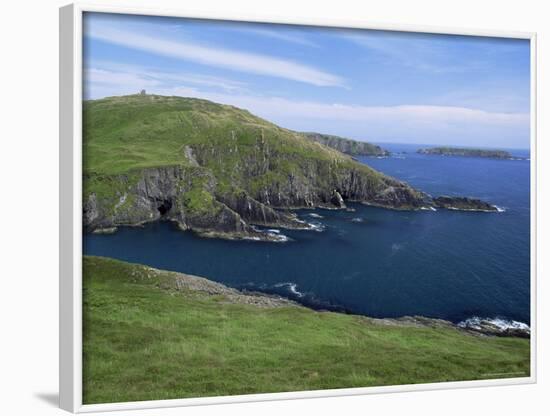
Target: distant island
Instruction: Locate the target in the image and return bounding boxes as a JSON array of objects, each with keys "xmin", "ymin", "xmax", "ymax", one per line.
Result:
[
  {"xmin": 417, "ymin": 147, "xmax": 512, "ymax": 159},
  {"xmin": 302, "ymin": 132, "xmax": 390, "ymax": 157}
]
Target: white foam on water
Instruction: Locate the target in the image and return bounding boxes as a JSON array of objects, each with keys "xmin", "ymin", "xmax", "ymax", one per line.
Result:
[
  {"xmin": 270, "ymin": 233, "xmax": 290, "ymax": 242},
  {"xmin": 305, "ymin": 221, "xmax": 325, "ymax": 232},
  {"xmin": 273, "ymin": 282, "xmax": 304, "ymax": 297},
  {"xmin": 447, "ymin": 206, "xmax": 500, "ymax": 212},
  {"xmin": 246, "ymin": 227, "xmax": 289, "ymax": 242},
  {"xmin": 351, "ymin": 217, "xmax": 364, "ymax": 223},
  {"xmin": 458, "ymin": 317, "xmax": 530, "ymax": 333},
  {"xmin": 391, "ymin": 243, "xmax": 402, "ymax": 253},
  {"xmin": 308, "ymin": 213, "xmax": 324, "ymax": 219}
]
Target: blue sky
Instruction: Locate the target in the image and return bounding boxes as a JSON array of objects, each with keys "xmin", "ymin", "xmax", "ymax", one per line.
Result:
[{"xmin": 83, "ymin": 12, "xmax": 531, "ymax": 149}]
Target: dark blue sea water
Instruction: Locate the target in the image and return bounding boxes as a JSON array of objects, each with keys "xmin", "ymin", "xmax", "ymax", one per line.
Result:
[{"xmin": 84, "ymin": 143, "xmax": 531, "ymax": 324}]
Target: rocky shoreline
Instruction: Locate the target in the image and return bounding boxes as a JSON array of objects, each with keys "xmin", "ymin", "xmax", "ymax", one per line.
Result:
[
  {"xmin": 126, "ymin": 259, "xmax": 529, "ymax": 339},
  {"xmin": 87, "ymin": 191, "xmax": 501, "ymax": 240}
]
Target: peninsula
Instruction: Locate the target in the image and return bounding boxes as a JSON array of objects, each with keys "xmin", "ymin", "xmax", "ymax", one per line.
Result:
[{"xmin": 83, "ymin": 94, "xmax": 499, "ymax": 240}]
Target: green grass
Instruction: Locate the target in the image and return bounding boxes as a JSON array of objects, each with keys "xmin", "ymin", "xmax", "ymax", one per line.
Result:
[
  {"xmin": 83, "ymin": 256, "xmax": 530, "ymax": 404},
  {"xmin": 83, "ymin": 94, "xmax": 346, "ymax": 176},
  {"xmin": 83, "ymin": 94, "xmax": 397, "ymax": 196}
]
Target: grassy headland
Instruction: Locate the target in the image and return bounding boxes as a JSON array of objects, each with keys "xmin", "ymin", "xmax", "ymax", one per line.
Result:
[
  {"xmin": 83, "ymin": 94, "xmax": 428, "ymax": 239},
  {"xmin": 83, "ymin": 256, "xmax": 530, "ymax": 404}
]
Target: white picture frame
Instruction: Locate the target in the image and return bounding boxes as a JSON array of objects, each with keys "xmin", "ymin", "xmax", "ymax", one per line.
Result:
[{"xmin": 59, "ymin": 2, "xmax": 537, "ymax": 412}]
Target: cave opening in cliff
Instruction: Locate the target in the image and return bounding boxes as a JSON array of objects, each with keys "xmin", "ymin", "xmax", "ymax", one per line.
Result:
[{"xmin": 157, "ymin": 199, "xmax": 173, "ymax": 216}]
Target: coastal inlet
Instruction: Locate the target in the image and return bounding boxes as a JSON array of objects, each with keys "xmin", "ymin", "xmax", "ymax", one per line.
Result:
[{"xmin": 85, "ymin": 140, "xmax": 530, "ymax": 329}]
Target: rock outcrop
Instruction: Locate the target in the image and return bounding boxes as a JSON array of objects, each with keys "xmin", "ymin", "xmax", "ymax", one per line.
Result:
[
  {"xmin": 84, "ymin": 161, "xmax": 429, "ymax": 239},
  {"xmin": 433, "ymin": 196, "xmax": 499, "ymax": 212},
  {"xmin": 84, "ymin": 166, "xmax": 293, "ymax": 241}
]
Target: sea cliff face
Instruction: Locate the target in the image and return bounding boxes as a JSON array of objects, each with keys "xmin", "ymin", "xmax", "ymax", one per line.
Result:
[
  {"xmin": 84, "ymin": 162, "xmax": 428, "ymax": 239},
  {"xmin": 84, "ymin": 166, "xmax": 287, "ymax": 240}
]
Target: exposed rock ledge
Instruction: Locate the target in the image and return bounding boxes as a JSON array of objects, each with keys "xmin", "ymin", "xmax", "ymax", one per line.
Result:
[{"xmin": 433, "ymin": 196, "xmax": 499, "ymax": 212}]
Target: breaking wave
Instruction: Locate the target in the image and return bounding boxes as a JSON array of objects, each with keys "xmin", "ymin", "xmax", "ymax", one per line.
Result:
[
  {"xmin": 457, "ymin": 316, "xmax": 530, "ymax": 333},
  {"xmin": 274, "ymin": 282, "xmax": 304, "ymax": 297},
  {"xmin": 248, "ymin": 226, "xmax": 290, "ymax": 242},
  {"xmin": 238, "ymin": 281, "xmax": 349, "ymax": 313},
  {"xmin": 305, "ymin": 221, "xmax": 325, "ymax": 232}
]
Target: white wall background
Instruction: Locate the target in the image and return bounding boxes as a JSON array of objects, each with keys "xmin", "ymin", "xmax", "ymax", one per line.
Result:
[{"xmin": 0, "ymin": 0, "xmax": 548, "ymax": 414}]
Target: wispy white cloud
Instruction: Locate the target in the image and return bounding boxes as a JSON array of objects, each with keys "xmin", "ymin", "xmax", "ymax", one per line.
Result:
[
  {"xmin": 84, "ymin": 66, "xmax": 528, "ymax": 126},
  {"xmin": 84, "ymin": 68, "xmax": 161, "ymax": 88},
  {"xmin": 84, "ymin": 64, "xmax": 529, "ymax": 148},
  {"xmin": 85, "ymin": 24, "xmax": 345, "ymax": 87},
  {"xmin": 172, "ymin": 91, "xmax": 528, "ymax": 126},
  {"xmin": 231, "ymin": 27, "xmax": 320, "ymax": 48},
  {"xmin": 86, "ymin": 62, "xmax": 249, "ymax": 93}
]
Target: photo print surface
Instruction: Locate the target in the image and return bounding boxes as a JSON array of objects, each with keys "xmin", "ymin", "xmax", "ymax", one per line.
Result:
[{"xmin": 82, "ymin": 11, "xmax": 531, "ymax": 404}]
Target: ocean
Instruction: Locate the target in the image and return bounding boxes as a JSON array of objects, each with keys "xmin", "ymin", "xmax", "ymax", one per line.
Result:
[{"xmin": 84, "ymin": 143, "xmax": 531, "ymax": 325}]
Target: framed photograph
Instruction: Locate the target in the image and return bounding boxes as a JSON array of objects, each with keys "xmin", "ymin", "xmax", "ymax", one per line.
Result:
[{"xmin": 60, "ymin": 3, "xmax": 537, "ymax": 412}]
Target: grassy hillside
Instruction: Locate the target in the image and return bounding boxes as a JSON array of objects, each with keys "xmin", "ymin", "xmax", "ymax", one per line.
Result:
[
  {"xmin": 84, "ymin": 94, "xmax": 361, "ymax": 177},
  {"xmin": 83, "ymin": 256, "xmax": 530, "ymax": 404}
]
